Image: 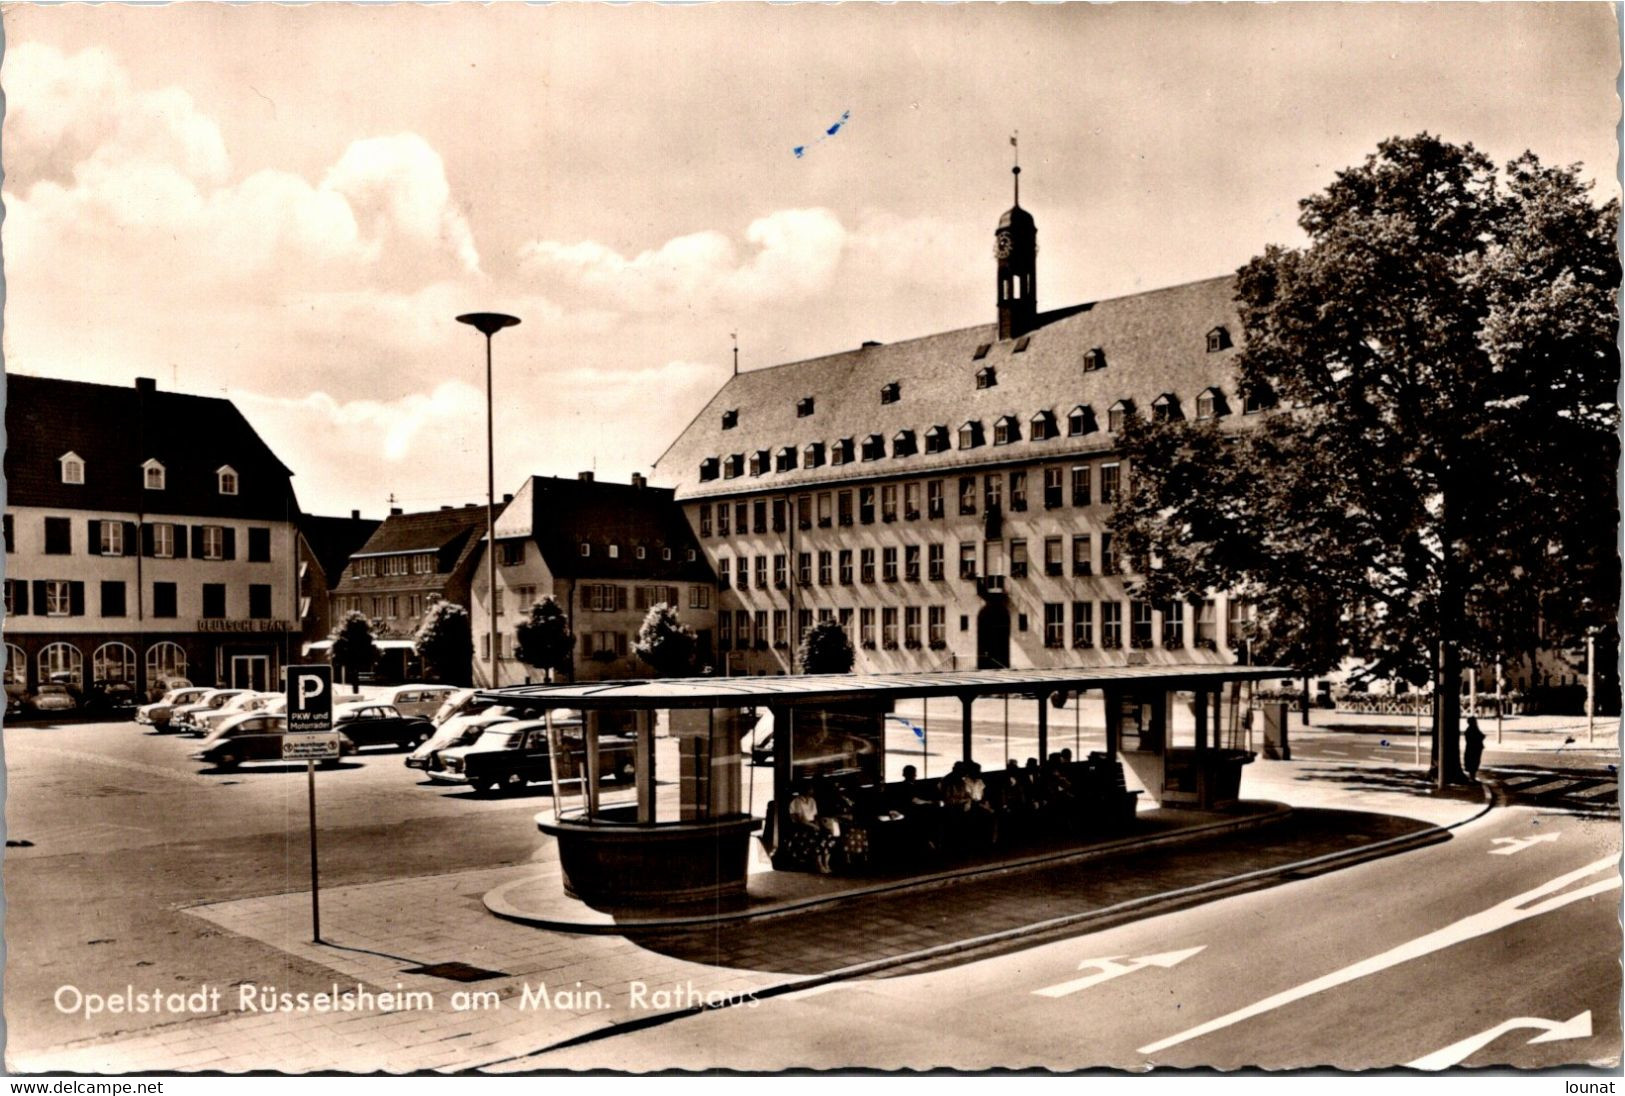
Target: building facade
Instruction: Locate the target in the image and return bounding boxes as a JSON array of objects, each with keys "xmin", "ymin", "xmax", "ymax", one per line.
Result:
[
  {"xmin": 654, "ymin": 175, "xmax": 1266, "ymax": 676},
  {"xmin": 296, "ymin": 510, "xmax": 382, "ymax": 656},
  {"xmin": 472, "ymin": 472, "xmax": 717, "ymax": 686},
  {"xmin": 4, "ymin": 375, "xmax": 302, "ymax": 700}
]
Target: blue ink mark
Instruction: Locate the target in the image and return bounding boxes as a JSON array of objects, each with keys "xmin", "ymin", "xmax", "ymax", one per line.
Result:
[{"xmin": 793, "ymin": 110, "xmax": 850, "ymax": 158}]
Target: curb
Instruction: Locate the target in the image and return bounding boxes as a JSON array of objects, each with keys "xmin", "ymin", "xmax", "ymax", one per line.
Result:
[
  {"xmin": 474, "ymin": 782, "xmax": 1494, "ymax": 1068},
  {"xmin": 483, "ymin": 801, "xmax": 1294, "ymax": 933}
]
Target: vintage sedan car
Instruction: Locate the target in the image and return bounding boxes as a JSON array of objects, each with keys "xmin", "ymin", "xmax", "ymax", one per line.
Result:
[
  {"xmin": 429, "ymin": 688, "xmax": 479, "ymax": 726},
  {"xmin": 194, "ymin": 691, "xmax": 282, "ymax": 736},
  {"xmin": 137, "ymin": 686, "xmax": 209, "ymax": 729},
  {"xmin": 29, "ymin": 683, "xmax": 80, "ymax": 714},
  {"xmin": 331, "ymin": 702, "xmax": 434, "ymax": 751},
  {"xmin": 193, "ymin": 713, "xmax": 357, "ymax": 770},
  {"xmin": 437, "ymin": 716, "xmax": 635, "ymax": 796},
  {"xmin": 371, "ymin": 684, "xmax": 460, "ymax": 721},
  {"xmin": 405, "ymin": 707, "xmax": 517, "ymax": 777},
  {"xmin": 172, "ymin": 689, "xmax": 253, "ymax": 736}
]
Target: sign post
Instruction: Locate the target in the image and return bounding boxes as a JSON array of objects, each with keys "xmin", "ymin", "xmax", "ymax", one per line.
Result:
[{"xmin": 285, "ymin": 665, "xmax": 335, "ymax": 943}]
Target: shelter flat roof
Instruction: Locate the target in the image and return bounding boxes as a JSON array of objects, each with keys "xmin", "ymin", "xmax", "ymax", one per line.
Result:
[{"xmin": 478, "ymin": 664, "xmax": 1292, "ymax": 710}]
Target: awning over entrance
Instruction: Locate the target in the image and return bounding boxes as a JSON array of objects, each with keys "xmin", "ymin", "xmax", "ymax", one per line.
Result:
[
  {"xmin": 302, "ymin": 640, "xmax": 333, "ymax": 655},
  {"xmin": 479, "ymin": 663, "xmax": 1291, "ymax": 711}
]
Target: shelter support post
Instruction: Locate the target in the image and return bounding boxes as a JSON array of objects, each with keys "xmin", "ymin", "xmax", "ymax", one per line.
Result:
[
  {"xmin": 635, "ymin": 710, "xmax": 655, "ymax": 824},
  {"xmin": 961, "ymin": 695, "xmax": 974, "ymax": 764},
  {"xmin": 1037, "ymin": 694, "xmax": 1048, "ymax": 763}
]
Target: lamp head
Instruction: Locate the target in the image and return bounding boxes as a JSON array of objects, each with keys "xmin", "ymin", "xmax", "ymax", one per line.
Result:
[{"xmin": 456, "ymin": 312, "xmax": 522, "ymax": 336}]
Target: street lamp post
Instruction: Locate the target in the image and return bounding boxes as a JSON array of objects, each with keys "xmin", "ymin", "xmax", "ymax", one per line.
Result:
[{"xmin": 456, "ymin": 311, "xmax": 521, "ymax": 689}]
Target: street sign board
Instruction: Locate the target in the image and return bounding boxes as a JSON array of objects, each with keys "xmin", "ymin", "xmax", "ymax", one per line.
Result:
[
  {"xmin": 286, "ymin": 664, "xmax": 333, "ymax": 733},
  {"xmin": 282, "ymin": 733, "xmax": 341, "ymax": 760}
]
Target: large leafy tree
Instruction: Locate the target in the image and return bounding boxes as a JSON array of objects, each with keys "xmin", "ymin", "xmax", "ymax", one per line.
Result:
[
  {"xmin": 328, "ymin": 610, "xmax": 379, "ymax": 691},
  {"xmin": 798, "ymin": 617, "xmax": 855, "ymax": 674},
  {"xmin": 1112, "ymin": 134, "xmax": 1619, "ymax": 788},
  {"xmin": 414, "ymin": 600, "xmax": 473, "ymax": 687},
  {"xmin": 633, "ymin": 603, "xmax": 698, "ymax": 678},
  {"xmin": 514, "ymin": 596, "xmax": 575, "ymax": 683}
]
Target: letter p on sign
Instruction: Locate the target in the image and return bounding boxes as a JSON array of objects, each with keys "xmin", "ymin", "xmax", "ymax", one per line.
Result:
[{"xmin": 286, "ymin": 664, "xmax": 333, "ymax": 733}]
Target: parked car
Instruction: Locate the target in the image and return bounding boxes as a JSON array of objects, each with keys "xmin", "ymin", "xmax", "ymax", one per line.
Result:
[
  {"xmin": 83, "ymin": 682, "xmax": 139, "ymax": 716},
  {"xmin": 331, "ymin": 702, "xmax": 434, "ymax": 751},
  {"xmin": 405, "ymin": 707, "xmax": 518, "ymax": 777},
  {"xmin": 193, "ymin": 713, "xmax": 357, "ymax": 770},
  {"xmin": 137, "ymin": 686, "xmax": 211, "ymax": 730},
  {"xmin": 194, "ymin": 691, "xmax": 282, "ymax": 736},
  {"xmin": 28, "ymin": 683, "xmax": 80, "ymax": 714},
  {"xmin": 370, "ymin": 684, "xmax": 460, "ymax": 721},
  {"xmin": 172, "ymin": 689, "xmax": 253, "ymax": 736},
  {"xmin": 437, "ymin": 716, "xmax": 636, "ymax": 795},
  {"xmin": 429, "ymin": 688, "xmax": 479, "ymax": 726}
]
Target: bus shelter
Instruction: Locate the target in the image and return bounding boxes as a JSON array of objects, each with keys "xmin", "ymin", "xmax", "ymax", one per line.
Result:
[{"xmin": 477, "ymin": 663, "xmax": 1288, "ymax": 911}]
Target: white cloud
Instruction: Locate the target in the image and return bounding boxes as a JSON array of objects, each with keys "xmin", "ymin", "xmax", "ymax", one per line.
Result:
[{"xmin": 518, "ymin": 207, "xmax": 847, "ymax": 313}]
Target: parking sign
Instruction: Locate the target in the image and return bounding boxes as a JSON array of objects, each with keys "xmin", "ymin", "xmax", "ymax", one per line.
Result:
[{"xmin": 286, "ymin": 664, "xmax": 333, "ymax": 733}]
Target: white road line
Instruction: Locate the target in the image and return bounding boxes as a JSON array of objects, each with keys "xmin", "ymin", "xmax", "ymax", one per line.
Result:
[
  {"xmin": 1517, "ymin": 780, "xmax": 1577, "ymax": 796},
  {"xmin": 1138, "ymin": 856, "xmax": 1621, "ymax": 1057},
  {"xmin": 1571, "ymin": 783, "xmax": 1618, "ymax": 799}
]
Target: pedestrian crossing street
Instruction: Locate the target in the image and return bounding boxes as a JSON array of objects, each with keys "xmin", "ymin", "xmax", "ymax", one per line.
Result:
[{"xmin": 1489, "ymin": 768, "xmax": 1619, "ymax": 814}]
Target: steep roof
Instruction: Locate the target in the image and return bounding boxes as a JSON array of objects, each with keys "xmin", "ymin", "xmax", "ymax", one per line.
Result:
[
  {"xmin": 654, "ymin": 275, "xmax": 1246, "ymax": 499},
  {"xmin": 299, "ymin": 513, "xmax": 382, "ymax": 589},
  {"xmin": 353, "ymin": 504, "xmax": 486, "ymax": 557},
  {"xmin": 495, "ymin": 475, "xmax": 713, "ymax": 582},
  {"xmin": 5, "ymin": 373, "xmax": 299, "ymax": 519}
]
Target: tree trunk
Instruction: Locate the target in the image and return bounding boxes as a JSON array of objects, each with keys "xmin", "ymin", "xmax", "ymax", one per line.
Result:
[
  {"xmin": 1301, "ymin": 674, "xmax": 1311, "ymax": 726},
  {"xmin": 1434, "ymin": 555, "xmax": 1467, "ymax": 789}
]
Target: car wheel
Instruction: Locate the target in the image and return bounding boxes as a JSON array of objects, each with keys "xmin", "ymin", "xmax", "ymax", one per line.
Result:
[
  {"xmin": 414, "ymin": 729, "xmax": 432, "ymax": 747},
  {"xmin": 216, "ymin": 752, "xmax": 240, "ymax": 770},
  {"xmin": 504, "ymin": 772, "xmax": 526, "ymax": 795}
]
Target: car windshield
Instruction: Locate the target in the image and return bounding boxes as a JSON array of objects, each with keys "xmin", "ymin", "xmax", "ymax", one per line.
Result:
[
  {"xmin": 40, "ymin": 685, "xmax": 69, "ymax": 695},
  {"xmin": 474, "ymin": 729, "xmax": 522, "ymax": 749}
]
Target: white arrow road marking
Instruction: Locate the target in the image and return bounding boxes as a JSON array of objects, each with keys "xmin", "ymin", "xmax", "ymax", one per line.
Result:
[
  {"xmin": 1407, "ymin": 1011, "xmax": 1592, "ymax": 1070},
  {"xmin": 1138, "ymin": 856, "xmax": 1620, "ymax": 1056},
  {"xmin": 1034, "ymin": 946, "xmax": 1206, "ymax": 998},
  {"xmin": 1490, "ymin": 834, "xmax": 1562, "ymax": 856},
  {"xmin": 1572, "ymin": 783, "xmax": 1618, "ymax": 799},
  {"xmin": 1519, "ymin": 780, "xmax": 1576, "ymax": 796}
]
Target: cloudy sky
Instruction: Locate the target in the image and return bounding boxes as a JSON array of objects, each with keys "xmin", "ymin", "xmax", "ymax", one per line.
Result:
[{"xmin": 3, "ymin": 4, "xmax": 1617, "ymax": 518}]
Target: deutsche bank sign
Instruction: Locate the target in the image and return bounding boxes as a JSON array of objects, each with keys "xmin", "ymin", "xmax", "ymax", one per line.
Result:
[{"xmin": 286, "ymin": 664, "xmax": 334, "ymax": 733}]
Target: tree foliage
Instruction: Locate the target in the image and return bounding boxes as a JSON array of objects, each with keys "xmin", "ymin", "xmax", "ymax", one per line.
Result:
[
  {"xmin": 414, "ymin": 600, "xmax": 473, "ymax": 687},
  {"xmin": 328, "ymin": 609, "xmax": 378, "ymax": 688},
  {"xmin": 514, "ymin": 596, "xmax": 575, "ymax": 682},
  {"xmin": 798, "ymin": 617, "xmax": 855, "ymax": 674},
  {"xmin": 1111, "ymin": 134, "xmax": 1619, "ymax": 787},
  {"xmin": 633, "ymin": 603, "xmax": 697, "ymax": 678}
]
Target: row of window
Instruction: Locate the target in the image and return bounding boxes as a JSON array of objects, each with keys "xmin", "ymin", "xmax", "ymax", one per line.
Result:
[
  {"xmin": 1041, "ymin": 598, "xmax": 1254, "ymax": 651},
  {"xmin": 718, "ymin": 605, "xmax": 951, "ymax": 653},
  {"xmin": 697, "ymin": 465, "xmax": 1122, "ymax": 538},
  {"xmin": 715, "ymin": 329, "xmax": 1239, "ymax": 432},
  {"xmin": 350, "ymin": 552, "xmax": 438, "ymax": 579},
  {"xmin": 55, "ymin": 453, "xmax": 240, "ymax": 495},
  {"xmin": 5, "ymin": 578, "xmax": 275, "ymax": 620},
  {"xmin": 580, "ymin": 583, "xmax": 712, "ymax": 613},
  {"xmin": 577, "ymin": 541, "xmax": 696, "ymax": 563},
  {"xmin": 713, "ymin": 533, "xmax": 1124, "ymax": 591},
  {"xmin": 699, "ymin": 384, "xmax": 1272, "ymax": 481},
  {"xmin": 333, "ymin": 591, "xmax": 437, "ymax": 622},
  {"xmin": 4, "ymin": 515, "xmax": 272, "ymax": 562},
  {"xmin": 3, "ymin": 640, "xmax": 189, "ymax": 690}
]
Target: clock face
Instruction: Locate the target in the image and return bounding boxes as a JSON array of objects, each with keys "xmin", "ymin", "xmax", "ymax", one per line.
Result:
[{"xmin": 994, "ymin": 234, "xmax": 1013, "ymax": 260}]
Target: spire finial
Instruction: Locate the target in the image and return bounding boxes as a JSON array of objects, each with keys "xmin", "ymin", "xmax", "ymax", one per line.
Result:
[
  {"xmin": 731, "ymin": 331, "xmax": 739, "ymax": 375},
  {"xmin": 1010, "ymin": 131, "xmax": 1021, "ymax": 206}
]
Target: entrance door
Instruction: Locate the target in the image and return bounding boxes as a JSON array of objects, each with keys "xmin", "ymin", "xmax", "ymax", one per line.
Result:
[
  {"xmin": 976, "ymin": 606, "xmax": 1010, "ymax": 669},
  {"xmin": 231, "ymin": 656, "xmax": 270, "ymax": 692}
]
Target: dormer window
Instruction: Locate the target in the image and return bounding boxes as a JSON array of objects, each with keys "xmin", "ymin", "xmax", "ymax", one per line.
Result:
[
  {"xmin": 1029, "ymin": 410, "xmax": 1058, "ymax": 442},
  {"xmin": 608, "ymin": 544, "xmax": 620, "ymax": 559},
  {"xmin": 861, "ymin": 434, "xmax": 886, "ymax": 461},
  {"xmin": 217, "ymin": 465, "xmax": 239, "ymax": 495},
  {"xmin": 804, "ymin": 441, "xmax": 827, "ymax": 468},
  {"xmin": 993, "ymin": 415, "xmax": 1021, "ymax": 446},
  {"xmin": 1206, "ymin": 327, "xmax": 1232, "ymax": 353},
  {"xmin": 975, "ymin": 366, "xmax": 997, "ymax": 389},
  {"xmin": 972, "ymin": 343, "xmax": 992, "ymax": 361},
  {"xmin": 1152, "ymin": 393, "xmax": 1183, "ymax": 423},
  {"xmin": 1083, "ymin": 348, "xmax": 1106, "ymax": 372},
  {"xmin": 59, "ymin": 452, "xmax": 85, "ymax": 485},
  {"xmin": 796, "ymin": 396, "xmax": 815, "ymax": 418},
  {"xmin": 750, "ymin": 450, "xmax": 770, "ymax": 476},
  {"xmin": 1196, "ymin": 387, "xmax": 1228, "ymax": 420},
  {"xmin": 724, "ymin": 454, "xmax": 745, "ymax": 479},
  {"xmin": 958, "ymin": 421, "xmax": 984, "ymax": 450},
  {"xmin": 830, "ymin": 438, "xmax": 854, "ymax": 466},
  {"xmin": 924, "ymin": 425, "xmax": 950, "ymax": 454},
  {"xmin": 142, "ymin": 459, "xmax": 166, "ymax": 491},
  {"xmin": 880, "ymin": 382, "xmax": 901, "ymax": 405},
  {"xmin": 1068, "ymin": 405, "xmax": 1096, "ymax": 436},
  {"xmin": 1108, "ymin": 400, "xmax": 1135, "ymax": 433},
  {"xmin": 721, "ymin": 409, "xmax": 739, "ymax": 430},
  {"xmin": 580, "ymin": 542, "xmax": 592, "ymax": 557},
  {"xmin": 776, "ymin": 446, "xmax": 797, "ymax": 472},
  {"xmin": 892, "ymin": 429, "xmax": 918, "ymax": 458},
  {"xmin": 1013, "ymin": 336, "xmax": 1031, "ymax": 354},
  {"xmin": 699, "ymin": 457, "xmax": 720, "ymax": 481}
]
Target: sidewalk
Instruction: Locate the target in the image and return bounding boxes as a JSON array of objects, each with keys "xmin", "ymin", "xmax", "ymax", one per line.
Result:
[{"xmin": 12, "ymin": 751, "xmax": 1487, "ymax": 1074}]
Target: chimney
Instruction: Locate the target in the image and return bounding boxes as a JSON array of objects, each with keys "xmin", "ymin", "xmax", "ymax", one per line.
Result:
[
  {"xmin": 861, "ymin": 340, "xmax": 883, "ymax": 349},
  {"xmin": 135, "ymin": 377, "xmax": 157, "ymax": 394},
  {"xmin": 441, "ymin": 505, "xmax": 451, "ymax": 511},
  {"xmin": 631, "ymin": 473, "xmax": 647, "ymax": 489},
  {"xmin": 502, "ymin": 493, "xmax": 513, "ymax": 504},
  {"xmin": 350, "ymin": 509, "xmax": 360, "ymax": 520},
  {"xmin": 390, "ymin": 507, "xmax": 403, "ymax": 516},
  {"xmin": 578, "ymin": 471, "xmax": 594, "ymax": 482}
]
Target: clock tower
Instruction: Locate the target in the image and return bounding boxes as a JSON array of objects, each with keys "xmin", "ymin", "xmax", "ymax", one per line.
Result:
[{"xmin": 995, "ymin": 160, "xmax": 1037, "ymax": 341}]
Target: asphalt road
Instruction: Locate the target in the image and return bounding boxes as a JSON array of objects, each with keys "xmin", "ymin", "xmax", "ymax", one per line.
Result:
[{"xmin": 527, "ymin": 801, "xmax": 1622, "ymax": 1070}]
